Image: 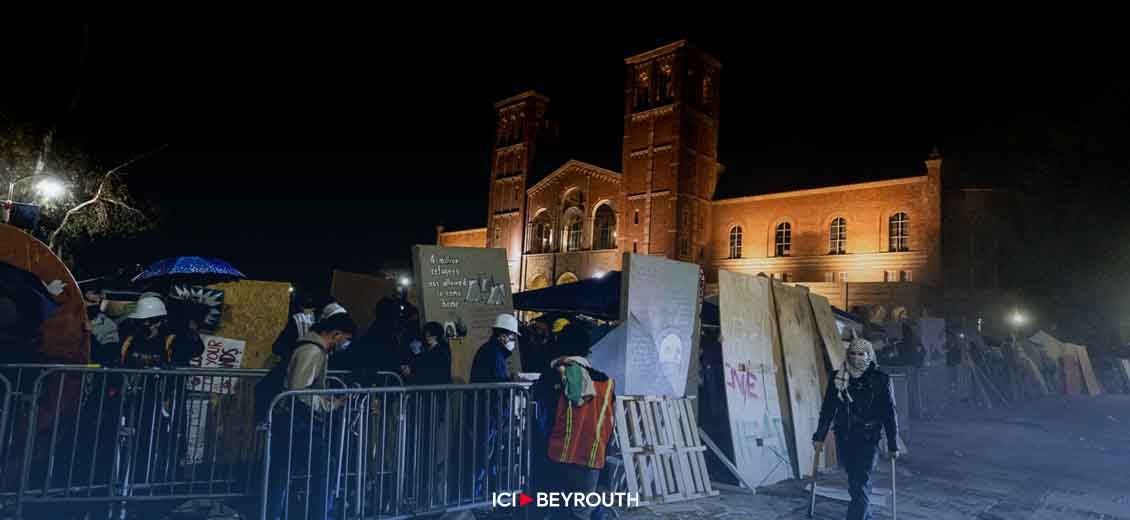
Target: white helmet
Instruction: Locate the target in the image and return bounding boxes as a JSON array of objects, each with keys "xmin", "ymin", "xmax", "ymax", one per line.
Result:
[
  {"xmin": 492, "ymin": 313, "xmax": 520, "ymax": 336},
  {"xmin": 129, "ymin": 296, "xmax": 168, "ymax": 320}
]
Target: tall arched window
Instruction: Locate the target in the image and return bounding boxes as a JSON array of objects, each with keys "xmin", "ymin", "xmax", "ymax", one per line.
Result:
[
  {"xmin": 530, "ymin": 212, "xmax": 552, "ymax": 253},
  {"xmin": 775, "ymin": 222, "xmax": 792, "ymax": 257},
  {"xmin": 728, "ymin": 226, "xmax": 743, "ymax": 259},
  {"xmin": 594, "ymin": 204, "xmax": 617, "ymax": 250},
  {"xmin": 829, "ymin": 217, "xmax": 847, "ymax": 255},
  {"xmin": 564, "ymin": 213, "xmax": 583, "ymax": 252},
  {"xmin": 889, "ymin": 212, "xmax": 909, "ymax": 252},
  {"xmin": 492, "ymin": 224, "xmax": 502, "ymax": 247}
]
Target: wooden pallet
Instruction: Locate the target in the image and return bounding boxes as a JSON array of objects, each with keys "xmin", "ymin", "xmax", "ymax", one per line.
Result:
[{"xmin": 613, "ymin": 395, "xmax": 719, "ymax": 506}]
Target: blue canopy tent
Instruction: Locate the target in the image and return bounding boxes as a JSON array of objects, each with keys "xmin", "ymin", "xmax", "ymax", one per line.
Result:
[{"xmin": 512, "ymin": 270, "xmax": 719, "ymax": 325}]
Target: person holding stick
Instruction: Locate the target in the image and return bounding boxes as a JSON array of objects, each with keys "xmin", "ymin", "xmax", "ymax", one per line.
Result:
[{"xmin": 812, "ymin": 334, "xmax": 899, "ymax": 520}]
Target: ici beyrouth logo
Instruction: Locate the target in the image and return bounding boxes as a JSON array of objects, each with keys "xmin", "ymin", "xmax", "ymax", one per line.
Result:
[{"xmin": 492, "ymin": 491, "xmax": 640, "ymax": 509}]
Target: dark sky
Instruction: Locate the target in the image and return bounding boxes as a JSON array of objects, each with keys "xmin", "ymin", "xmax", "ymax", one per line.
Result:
[{"xmin": 3, "ymin": 19, "xmax": 1127, "ymax": 307}]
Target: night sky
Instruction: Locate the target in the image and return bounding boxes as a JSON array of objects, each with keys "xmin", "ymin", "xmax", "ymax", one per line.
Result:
[{"xmin": 4, "ymin": 20, "xmax": 1128, "ymax": 328}]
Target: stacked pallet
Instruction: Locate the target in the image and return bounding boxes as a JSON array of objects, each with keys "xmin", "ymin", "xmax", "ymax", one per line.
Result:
[{"xmin": 612, "ymin": 395, "xmax": 718, "ymax": 506}]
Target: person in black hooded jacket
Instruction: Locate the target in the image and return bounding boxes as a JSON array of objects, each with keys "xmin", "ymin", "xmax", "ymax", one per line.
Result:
[{"xmin": 813, "ymin": 335, "xmax": 899, "ymax": 520}]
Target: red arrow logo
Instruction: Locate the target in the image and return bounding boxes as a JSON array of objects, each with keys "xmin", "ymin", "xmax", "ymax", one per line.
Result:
[{"xmin": 518, "ymin": 493, "xmax": 533, "ymax": 507}]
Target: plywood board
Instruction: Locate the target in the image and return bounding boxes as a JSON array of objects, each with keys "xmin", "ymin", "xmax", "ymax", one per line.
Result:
[
  {"xmin": 620, "ymin": 254, "xmax": 701, "ymax": 397},
  {"xmin": 1062, "ymin": 351, "xmax": 1084, "ymax": 396},
  {"xmin": 808, "ymin": 292, "xmax": 844, "ymax": 369},
  {"xmin": 412, "ymin": 245, "xmax": 514, "ymax": 383},
  {"xmin": 330, "ymin": 269, "xmax": 396, "ymax": 334},
  {"xmin": 1069, "ymin": 344, "xmax": 1103, "ymax": 396},
  {"xmin": 208, "ymin": 280, "xmax": 290, "ymax": 369},
  {"xmin": 770, "ymin": 281, "xmax": 824, "ymax": 479},
  {"xmin": 1120, "ymin": 359, "xmax": 1130, "ymax": 389},
  {"xmin": 717, "ymin": 270, "xmax": 792, "ymax": 488},
  {"xmin": 0, "ymin": 223, "xmax": 87, "ymax": 363}
]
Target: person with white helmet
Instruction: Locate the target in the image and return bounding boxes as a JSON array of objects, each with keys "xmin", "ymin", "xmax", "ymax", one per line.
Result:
[
  {"xmin": 812, "ymin": 333, "xmax": 900, "ymax": 520},
  {"xmin": 118, "ymin": 295, "xmax": 204, "ymax": 368},
  {"xmin": 470, "ymin": 313, "xmax": 521, "ymax": 384}
]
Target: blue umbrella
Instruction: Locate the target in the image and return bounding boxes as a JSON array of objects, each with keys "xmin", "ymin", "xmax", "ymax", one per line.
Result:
[{"xmin": 131, "ymin": 256, "xmax": 246, "ymax": 283}]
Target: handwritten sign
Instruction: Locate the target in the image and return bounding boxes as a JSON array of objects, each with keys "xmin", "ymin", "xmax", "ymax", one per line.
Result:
[
  {"xmin": 620, "ymin": 253, "xmax": 700, "ymax": 396},
  {"xmin": 413, "ymin": 245, "xmax": 514, "ymax": 383},
  {"xmin": 187, "ymin": 334, "xmax": 246, "ymax": 394}
]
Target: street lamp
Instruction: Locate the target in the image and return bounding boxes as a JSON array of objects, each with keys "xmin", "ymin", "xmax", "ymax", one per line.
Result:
[
  {"xmin": 7, "ymin": 174, "xmax": 66, "ymax": 203},
  {"xmin": 1010, "ymin": 310, "xmax": 1026, "ymax": 327},
  {"xmin": 4, "ymin": 174, "xmax": 67, "ymax": 223}
]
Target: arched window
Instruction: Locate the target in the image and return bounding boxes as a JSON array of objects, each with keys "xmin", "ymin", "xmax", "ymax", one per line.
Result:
[
  {"xmin": 829, "ymin": 217, "xmax": 847, "ymax": 255},
  {"xmin": 530, "ymin": 212, "xmax": 552, "ymax": 253},
  {"xmin": 594, "ymin": 204, "xmax": 617, "ymax": 250},
  {"xmin": 492, "ymin": 224, "xmax": 502, "ymax": 246},
  {"xmin": 557, "ymin": 272, "xmax": 578, "ymax": 285},
  {"xmin": 728, "ymin": 226, "xmax": 743, "ymax": 259},
  {"xmin": 564, "ymin": 213, "xmax": 583, "ymax": 252},
  {"xmin": 774, "ymin": 222, "xmax": 792, "ymax": 257},
  {"xmin": 889, "ymin": 212, "xmax": 909, "ymax": 252}
]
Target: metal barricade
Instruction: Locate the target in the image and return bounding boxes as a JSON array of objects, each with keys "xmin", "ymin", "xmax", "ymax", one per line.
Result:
[
  {"xmin": 0, "ymin": 373, "xmax": 10, "ymax": 477},
  {"xmin": 11, "ymin": 366, "xmax": 270, "ymax": 519},
  {"xmin": 1, "ymin": 364, "xmax": 78, "ymax": 511},
  {"xmin": 260, "ymin": 383, "xmax": 533, "ymax": 520}
]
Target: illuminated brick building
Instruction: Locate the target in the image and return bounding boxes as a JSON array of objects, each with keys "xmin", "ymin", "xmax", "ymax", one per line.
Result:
[{"xmin": 440, "ymin": 41, "xmax": 947, "ymax": 318}]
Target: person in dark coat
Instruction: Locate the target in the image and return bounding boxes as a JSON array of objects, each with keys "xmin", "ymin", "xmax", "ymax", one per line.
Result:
[
  {"xmin": 405, "ymin": 321, "xmax": 452, "ymax": 385},
  {"xmin": 470, "ymin": 313, "xmax": 519, "ymax": 384},
  {"xmin": 351, "ymin": 297, "xmax": 410, "ymax": 382},
  {"xmin": 813, "ymin": 335, "xmax": 899, "ymax": 520},
  {"xmin": 466, "ymin": 313, "xmax": 520, "ymax": 498}
]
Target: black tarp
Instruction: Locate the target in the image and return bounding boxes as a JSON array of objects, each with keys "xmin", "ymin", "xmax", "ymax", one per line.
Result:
[{"xmin": 512, "ymin": 270, "xmax": 719, "ymax": 325}]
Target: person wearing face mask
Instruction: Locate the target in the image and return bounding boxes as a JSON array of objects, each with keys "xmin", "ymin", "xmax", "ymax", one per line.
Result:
[
  {"xmin": 266, "ymin": 312, "xmax": 356, "ymax": 520},
  {"xmin": 404, "ymin": 321, "xmax": 452, "ymax": 385},
  {"xmin": 84, "ymin": 288, "xmax": 120, "ymax": 365},
  {"xmin": 118, "ymin": 296, "xmax": 204, "ymax": 368},
  {"xmin": 470, "ymin": 313, "xmax": 521, "ymax": 384},
  {"xmin": 812, "ymin": 333, "xmax": 899, "ymax": 520},
  {"xmin": 466, "ymin": 313, "xmax": 520, "ymax": 498}
]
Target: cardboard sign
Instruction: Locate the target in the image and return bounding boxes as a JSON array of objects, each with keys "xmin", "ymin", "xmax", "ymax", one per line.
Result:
[
  {"xmin": 412, "ymin": 245, "xmax": 514, "ymax": 383},
  {"xmin": 187, "ymin": 334, "xmax": 247, "ymax": 394}
]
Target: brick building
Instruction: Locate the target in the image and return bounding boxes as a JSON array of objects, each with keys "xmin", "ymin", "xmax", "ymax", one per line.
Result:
[{"xmin": 440, "ymin": 40, "xmax": 949, "ymax": 319}]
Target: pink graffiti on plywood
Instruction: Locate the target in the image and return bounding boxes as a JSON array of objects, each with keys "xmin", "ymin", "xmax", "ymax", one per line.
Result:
[{"xmin": 725, "ymin": 362, "xmax": 760, "ymax": 401}]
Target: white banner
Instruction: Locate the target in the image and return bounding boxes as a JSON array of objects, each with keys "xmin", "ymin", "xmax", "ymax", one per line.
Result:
[{"xmin": 187, "ymin": 334, "xmax": 247, "ymax": 394}]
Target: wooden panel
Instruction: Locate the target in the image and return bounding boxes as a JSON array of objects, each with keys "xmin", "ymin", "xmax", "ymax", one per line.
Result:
[
  {"xmin": 330, "ymin": 269, "xmax": 396, "ymax": 335},
  {"xmin": 0, "ymin": 224, "xmax": 87, "ymax": 363},
  {"xmin": 1062, "ymin": 352, "xmax": 1084, "ymax": 396},
  {"xmin": 717, "ymin": 270, "xmax": 792, "ymax": 487},
  {"xmin": 1070, "ymin": 344, "xmax": 1104, "ymax": 396},
  {"xmin": 208, "ymin": 280, "xmax": 290, "ymax": 369},
  {"xmin": 808, "ymin": 292, "xmax": 845, "ymax": 369},
  {"xmin": 770, "ymin": 281, "xmax": 824, "ymax": 479}
]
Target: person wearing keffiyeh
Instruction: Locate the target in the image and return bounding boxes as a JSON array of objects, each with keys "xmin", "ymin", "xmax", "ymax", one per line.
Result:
[{"xmin": 813, "ymin": 332, "xmax": 900, "ymax": 520}]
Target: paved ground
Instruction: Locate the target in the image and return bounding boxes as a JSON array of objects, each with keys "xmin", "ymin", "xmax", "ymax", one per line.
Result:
[{"xmin": 619, "ymin": 395, "xmax": 1130, "ymax": 519}]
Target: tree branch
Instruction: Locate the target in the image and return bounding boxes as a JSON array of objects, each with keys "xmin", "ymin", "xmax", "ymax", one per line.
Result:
[
  {"xmin": 102, "ymin": 197, "xmax": 144, "ymax": 216},
  {"xmin": 47, "ymin": 144, "xmax": 167, "ymax": 251}
]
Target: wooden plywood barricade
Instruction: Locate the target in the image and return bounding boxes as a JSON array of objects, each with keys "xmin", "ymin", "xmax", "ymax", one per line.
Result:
[
  {"xmin": 331, "ymin": 270, "xmax": 396, "ymax": 335},
  {"xmin": 1069, "ymin": 344, "xmax": 1103, "ymax": 396},
  {"xmin": 1062, "ymin": 351, "xmax": 1084, "ymax": 396},
  {"xmin": 770, "ymin": 281, "xmax": 824, "ymax": 479},
  {"xmin": 808, "ymin": 292, "xmax": 845, "ymax": 369},
  {"xmin": 207, "ymin": 280, "xmax": 290, "ymax": 369},
  {"xmin": 717, "ymin": 270, "xmax": 792, "ymax": 488},
  {"xmin": 0, "ymin": 224, "xmax": 87, "ymax": 363}
]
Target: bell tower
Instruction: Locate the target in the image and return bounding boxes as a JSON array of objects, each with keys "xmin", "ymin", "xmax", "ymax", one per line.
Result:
[
  {"xmin": 620, "ymin": 41, "xmax": 720, "ymax": 263},
  {"xmin": 487, "ymin": 91, "xmax": 550, "ymax": 292}
]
